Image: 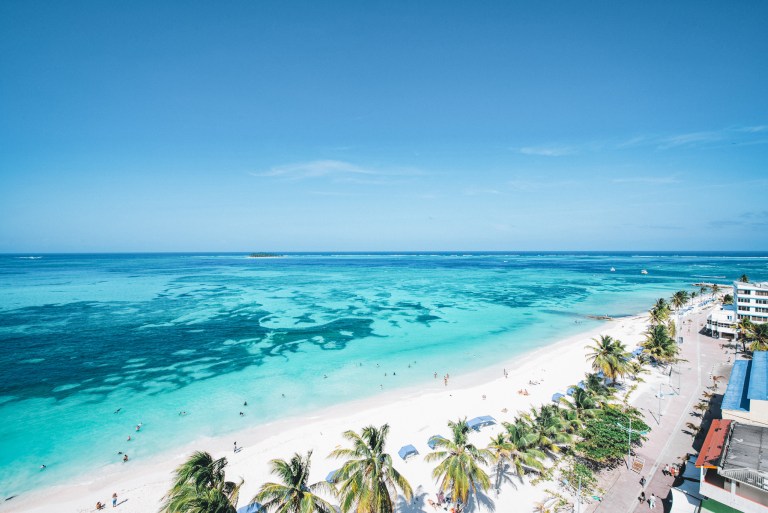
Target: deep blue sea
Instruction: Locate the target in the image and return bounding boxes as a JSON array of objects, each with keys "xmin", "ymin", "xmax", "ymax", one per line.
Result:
[{"xmin": 1, "ymin": 252, "xmax": 766, "ymax": 497}]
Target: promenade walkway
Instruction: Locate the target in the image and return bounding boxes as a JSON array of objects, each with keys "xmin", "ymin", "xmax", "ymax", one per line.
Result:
[{"xmin": 586, "ymin": 305, "xmax": 734, "ymax": 513}]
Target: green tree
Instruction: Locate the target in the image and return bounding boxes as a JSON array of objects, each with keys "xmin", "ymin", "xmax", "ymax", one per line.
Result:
[
  {"xmin": 649, "ymin": 298, "xmax": 671, "ymax": 326},
  {"xmin": 738, "ymin": 318, "xmax": 755, "ymax": 352},
  {"xmin": 585, "ymin": 335, "xmax": 630, "ymax": 382},
  {"xmin": 642, "ymin": 324, "xmax": 678, "ymax": 364},
  {"xmin": 740, "ymin": 274, "xmax": 749, "ymax": 283},
  {"xmin": 576, "ymin": 407, "xmax": 649, "ymax": 465},
  {"xmin": 160, "ymin": 451, "xmax": 242, "ymax": 513},
  {"xmin": 520, "ymin": 405, "xmax": 575, "ymax": 456},
  {"xmin": 329, "ymin": 424, "xmax": 412, "ymax": 513},
  {"xmin": 748, "ymin": 323, "xmax": 768, "ymax": 352},
  {"xmin": 253, "ymin": 451, "xmax": 334, "ymax": 513},
  {"xmin": 671, "ymin": 290, "xmax": 690, "ymax": 311},
  {"xmin": 425, "ymin": 418, "xmax": 491, "ymax": 508}
]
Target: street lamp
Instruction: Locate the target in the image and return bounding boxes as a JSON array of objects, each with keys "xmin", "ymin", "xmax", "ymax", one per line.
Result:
[{"xmin": 616, "ymin": 417, "xmax": 649, "ymax": 469}]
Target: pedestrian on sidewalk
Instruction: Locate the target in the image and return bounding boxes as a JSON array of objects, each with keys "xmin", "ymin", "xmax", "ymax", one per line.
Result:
[
  {"xmin": 639, "ymin": 491, "xmax": 646, "ymax": 503},
  {"xmin": 663, "ymin": 464, "xmax": 670, "ymax": 476},
  {"xmin": 649, "ymin": 493, "xmax": 657, "ymax": 509},
  {"xmin": 640, "ymin": 475, "xmax": 646, "ymax": 487}
]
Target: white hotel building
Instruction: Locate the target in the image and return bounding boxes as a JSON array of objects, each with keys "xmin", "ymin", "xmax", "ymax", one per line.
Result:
[{"xmin": 706, "ymin": 281, "xmax": 768, "ymax": 339}]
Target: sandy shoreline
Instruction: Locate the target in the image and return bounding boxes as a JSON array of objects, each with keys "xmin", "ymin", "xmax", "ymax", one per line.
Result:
[{"xmin": 2, "ymin": 313, "xmax": 652, "ymax": 513}]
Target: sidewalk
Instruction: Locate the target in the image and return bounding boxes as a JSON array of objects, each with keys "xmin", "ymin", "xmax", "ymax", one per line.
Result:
[{"xmin": 586, "ymin": 306, "xmax": 733, "ymax": 513}]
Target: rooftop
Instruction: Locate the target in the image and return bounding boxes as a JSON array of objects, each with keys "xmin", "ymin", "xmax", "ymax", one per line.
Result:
[
  {"xmin": 721, "ymin": 422, "xmax": 768, "ymax": 475},
  {"xmin": 696, "ymin": 419, "xmax": 732, "ymax": 469},
  {"xmin": 722, "ymin": 360, "xmax": 752, "ymax": 412},
  {"xmin": 749, "ymin": 352, "xmax": 768, "ymax": 402}
]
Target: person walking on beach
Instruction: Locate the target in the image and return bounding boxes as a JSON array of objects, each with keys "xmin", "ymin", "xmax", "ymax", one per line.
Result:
[{"xmin": 112, "ymin": 492, "xmax": 117, "ymax": 507}]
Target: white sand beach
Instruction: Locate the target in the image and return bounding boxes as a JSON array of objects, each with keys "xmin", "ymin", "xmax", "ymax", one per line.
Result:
[{"xmin": 4, "ymin": 314, "xmax": 653, "ymax": 513}]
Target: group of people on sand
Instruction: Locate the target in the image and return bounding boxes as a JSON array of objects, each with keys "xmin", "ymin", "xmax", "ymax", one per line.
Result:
[
  {"xmin": 426, "ymin": 491, "xmax": 463, "ymax": 512},
  {"xmin": 516, "ymin": 388, "xmax": 529, "ymax": 395}
]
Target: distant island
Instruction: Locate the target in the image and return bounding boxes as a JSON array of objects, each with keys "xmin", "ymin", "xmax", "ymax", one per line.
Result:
[{"xmin": 247, "ymin": 252, "xmax": 283, "ymax": 258}]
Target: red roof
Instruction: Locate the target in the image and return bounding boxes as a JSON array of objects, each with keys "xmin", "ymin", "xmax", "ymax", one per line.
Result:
[{"xmin": 695, "ymin": 419, "xmax": 732, "ymax": 469}]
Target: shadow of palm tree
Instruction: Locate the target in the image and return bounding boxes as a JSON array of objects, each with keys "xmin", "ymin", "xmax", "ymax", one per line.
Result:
[
  {"xmin": 396, "ymin": 486, "xmax": 429, "ymax": 513},
  {"xmin": 491, "ymin": 464, "xmax": 520, "ymax": 495},
  {"xmin": 471, "ymin": 490, "xmax": 496, "ymax": 513}
]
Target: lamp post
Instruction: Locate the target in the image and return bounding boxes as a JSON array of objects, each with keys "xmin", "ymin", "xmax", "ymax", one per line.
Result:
[{"xmin": 616, "ymin": 417, "xmax": 648, "ymax": 469}]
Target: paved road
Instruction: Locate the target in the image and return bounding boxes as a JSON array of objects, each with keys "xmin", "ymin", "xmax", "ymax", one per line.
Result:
[{"xmin": 585, "ymin": 305, "xmax": 735, "ymax": 513}]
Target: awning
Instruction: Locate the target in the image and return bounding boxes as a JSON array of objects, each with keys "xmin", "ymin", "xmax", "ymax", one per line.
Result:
[
  {"xmin": 669, "ymin": 487, "xmax": 701, "ymax": 513},
  {"xmin": 398, "ymin": 444, "xmax": 419, "ymax": 460},
  {"xmin": 672, "ymin": 479, "xmax": 705, "ymax": 501},
  {"xmin": 680, "ymin": 462, "xmax": 700, "ymax": 481},
  {"xmin": 700, "ymin": 498, "xmax": 742, "ymax": 513},
  {"xmin": 467, "ymin": 415, "xmax": 496, "ymax": 430},
  {"xmin": 551, "ymin": 392, "xmax": 565, "ymax": 403},
  {"xmin": 427, "ymin": 435, "xmax": 447, "ymax": 449}
]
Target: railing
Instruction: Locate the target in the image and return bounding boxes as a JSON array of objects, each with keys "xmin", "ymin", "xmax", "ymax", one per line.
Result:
[{"xmin": 719, "ymin": 468, "xmax": 768, "ymax": 492}]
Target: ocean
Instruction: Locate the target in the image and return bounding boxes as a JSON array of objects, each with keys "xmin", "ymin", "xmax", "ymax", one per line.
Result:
[{"xmin": 0, "ymin": 252, "xmax": 766, "ymax": 497}]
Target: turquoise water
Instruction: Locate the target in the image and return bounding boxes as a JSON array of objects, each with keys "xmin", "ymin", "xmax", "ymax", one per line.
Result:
[{"xmin": 0, "ymin": 252, "xmax": 766, "ymax": 497}]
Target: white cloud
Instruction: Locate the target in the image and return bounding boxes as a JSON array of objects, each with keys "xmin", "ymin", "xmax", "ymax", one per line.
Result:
[
  {"xmin": 255, "ymin": 160, "xmax": 376, "ymax": 180},
  {"xmin": 612, "ymin": 176, "xmax": 681, "ymax": 185},
  {"xmin": 518, "ymin": 145, "xmax": 576, "ymax": 157}
]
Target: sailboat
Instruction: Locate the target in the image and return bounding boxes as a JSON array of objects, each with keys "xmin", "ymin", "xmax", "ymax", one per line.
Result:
[
  {"xmin": 641, "ymin": 269, "xmax": 648, "ymax": 275},
  {"xmin": 610, "ymin": 267, "xmax": 616, "ymax": 272}
]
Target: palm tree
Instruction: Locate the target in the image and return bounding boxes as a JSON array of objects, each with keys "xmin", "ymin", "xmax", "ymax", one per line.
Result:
[
  {"xmin": 522, "ymin": 405, "xmax": 574, "ymax": 456},
  {"xmin": 425, "ymin": 418, "xmax": 491, "ymax": 509},
  {"xmin": 253, "ymin": 451, "xmax": 334, "ymax": 513},
  {"xmin": 740, "ymin": 274, "xmax": 749, "ymax": 283},
  {"xmin": 671, "ymin": 290, "xmax": 690, "ymax": 311},
  {"xmin": 585, "ymin": 335, "xmax": 630, "ymax": 382},
  {"xmin": 329, "ymin": 424, "xmax": 412, "ymax": 513},
  {"xmin": 748, "ymin": 323, "xmax": 768, "ymax": 352},
  {"xmin": 489, "ymin": 426, "xmax": 545, "ymax": 487},
  {"xmin": 737, "ymin": 318, "xmax": 754, "ymax": 352},
  {"xmin": 649, "ymin": 298, "xmax": 670, "ymax": 326},
  {"xmin": 711, "ymin": 283, "xmax": 721, "ymax": 298},
  {"xmin": 642, "ymin": 324, "xmax": 678, "ymax": 365},
  {"xmin": 160, "ymin": 451, "xmax": 242, "ymax": 513}
]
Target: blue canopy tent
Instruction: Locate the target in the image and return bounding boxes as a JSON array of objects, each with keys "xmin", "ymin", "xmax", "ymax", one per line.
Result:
[
  {"xmin": 398, "ymin": 444, "xmax": 419, "ymax": 461},
  {"xmin": 632, "ymin": 348, "xmax": 644, "ymax": 357},
  {"xmin": 237, "ymin": 503, "xmax": 262, "ymax": 513},
  {"xmin": 427, "ymin": 435, "xmax": 447, "ymax": 449},
  {"xmin": 467, "ymin": 415, "xmax": 496, "ymax": 431},
  {"xmin": 326, "ymin": 469, "xmax": 339, "ymax": 483},
  {"xmin": 551, "ymin": 392, "xmax": 565, "ymax": 403}
]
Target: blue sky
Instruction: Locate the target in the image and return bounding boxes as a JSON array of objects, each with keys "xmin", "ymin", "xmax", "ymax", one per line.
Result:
[{"xmin": 1, "ymin": 1, "xmax": 767, "ymax": 252}]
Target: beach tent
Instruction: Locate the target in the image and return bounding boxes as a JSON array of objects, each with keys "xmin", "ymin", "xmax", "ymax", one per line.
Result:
[
  {"xmin": 237, "ymin": 503, "xmax": 262, "ymax": 513},
  {"xmin": 566, "ymin": 382, "xmax": 585, "ymax": 395},
  {"xmin": 551, "ymin": 392, "xmax": 565, "ymax": 403},
  {"xmin": 398, "ymin": 444, "xmax": 419, "ymax": 460},
  {"xmin": 326, "ymin": 469, "xmax": 339, "ymax": 483},
  {"xmin": 632, "ymin": 348, "xmax": 644, "ymax": 357},
  {"xmin": 427, "ymin": 435, "xmax": 447, "ymax": 449},
  {"xmin": 467, "ymin": 416, "xmax": 496, "ymax": 430}
]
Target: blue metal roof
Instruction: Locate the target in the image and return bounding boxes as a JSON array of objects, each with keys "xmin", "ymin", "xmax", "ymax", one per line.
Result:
[
  {"xmin": 748, "ymin": 352, "xmax": 768, "ymax": 401},
  {"xmin": 721, "ymin": 360, "xmax": 751, "ymax": 412}
]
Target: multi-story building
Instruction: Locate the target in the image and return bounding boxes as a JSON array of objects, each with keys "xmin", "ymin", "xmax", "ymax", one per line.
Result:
[
  {"xmin": 707, "ymin": 304, "xmax": 739, "ymax": 340},
  {"xmin": 696, "ymin": 419, "xmax": 768, "ymax": 513},
  {"xmin": 735, "ymin": 281, "xmax": 768, "ymax": 324}
]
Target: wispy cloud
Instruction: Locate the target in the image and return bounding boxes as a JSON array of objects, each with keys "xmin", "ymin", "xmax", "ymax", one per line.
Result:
[
  {"xmin": 463, "ymin": 188, "xmax": 502, "ymax": 196},
  {"xmin": 709, "ymin": 210, "xmax": 768, "ymax": 228},
  {"xmin": 255, "ymin": 160, "xmax": 376, "ymax": 180},
  {"xmin": 612, "ymin": 176, "xmax": 681, "ymax": 185},
  {"xmin": 507, "ymin": 179, "xmax": 577, "ymax": 191},
  {"xmin": 656, "ymin": 131, "xmax": 723, "ymax": 149},
  {"xmin": 518, "ymin": 145, "xmax": 576, "ymax": 157},
  {"xmin": 254, "ymin": 160, "xmax": 423, "ymax": 185}
]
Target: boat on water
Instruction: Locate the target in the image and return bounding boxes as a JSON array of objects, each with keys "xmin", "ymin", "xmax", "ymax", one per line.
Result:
[
  {"xmin": 641, "ymin": 269, "xmax": 648, "ymax": 275},
  {"xmin": 610, "ymin": 267, "xmax": 616, "ymax": 272}
]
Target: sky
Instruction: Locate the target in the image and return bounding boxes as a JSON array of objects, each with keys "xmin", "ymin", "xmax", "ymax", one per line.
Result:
[{"xmin": 1, "ymin": 1, "xmax": 767, "ymax": 252}]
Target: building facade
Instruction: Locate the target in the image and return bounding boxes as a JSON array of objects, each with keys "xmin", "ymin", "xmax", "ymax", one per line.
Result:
[{"xmin": 735, "ymin": 281, "xmax": 768, "ymax": 324}]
